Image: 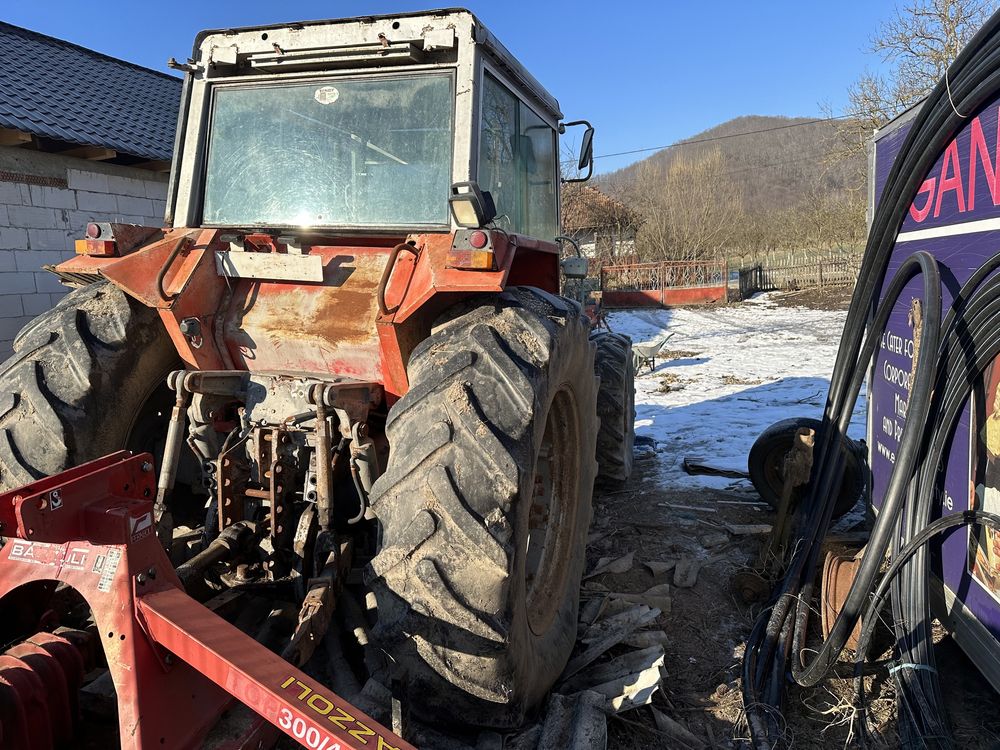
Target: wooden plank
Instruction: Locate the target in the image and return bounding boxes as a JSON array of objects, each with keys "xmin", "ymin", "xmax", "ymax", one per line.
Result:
[
  {"xmin": 59, "ymin": 146, "xmax": 117, "ymax": 160},
  {"xmin": 133, "ymin": 159, "xmax": 171, "ymax": 173},
  {"xmin": 0, "ymin": 128, "xmax": 32, "ymax": 146}
]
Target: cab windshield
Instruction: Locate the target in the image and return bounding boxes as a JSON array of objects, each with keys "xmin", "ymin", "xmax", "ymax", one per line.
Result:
[{"xmin": 202, "ymin": 73, "xmax": 454, "ymax": 229}]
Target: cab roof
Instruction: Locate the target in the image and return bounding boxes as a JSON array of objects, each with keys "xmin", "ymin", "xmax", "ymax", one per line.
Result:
[{"xmin": 192, "ymin": 8, "xmax": 562, "ymax": 120}]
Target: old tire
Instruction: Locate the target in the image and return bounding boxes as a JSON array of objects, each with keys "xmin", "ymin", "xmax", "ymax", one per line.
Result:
[
  {"xmin": 367, "ymin": 287, "xmax": 598, "ymax": 729},
  {"xmin": 592, "ymin": 331, "xmax": 636, "ymax": 485},
  {"xmin": 0, "ymin": 282, "xmax": 178, "ymax": 490},
  {"xmin": 747, "ymin": 417, "xmax": 866, "ymax": 519}
]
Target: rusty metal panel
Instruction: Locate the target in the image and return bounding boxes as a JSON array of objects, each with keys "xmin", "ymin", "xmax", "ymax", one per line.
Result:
[{"xmin": 224, "ymin": 246, "xmax": 389, "ymax": 381}]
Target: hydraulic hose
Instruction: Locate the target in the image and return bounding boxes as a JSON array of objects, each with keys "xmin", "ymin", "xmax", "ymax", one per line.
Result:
[
  {"xmin": 791, "ymin": 251, "xmax": 941, "ymax": 687},
  {"xmin": 854, "ymin": 511, "xmax": 1000, "ymax": 741}
]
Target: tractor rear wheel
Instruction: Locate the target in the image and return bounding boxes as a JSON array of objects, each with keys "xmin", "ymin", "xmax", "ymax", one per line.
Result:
[
  {"xmin": 0, "ymin": 282, "xmax": 178, "ymax": 490},
  {"xmin": 592, "ymin": 331, "xmax": 636, "ymax": 485},
  {"xmin": 367, "ymin": 287, "xmax": 598, "ymax": 728}
]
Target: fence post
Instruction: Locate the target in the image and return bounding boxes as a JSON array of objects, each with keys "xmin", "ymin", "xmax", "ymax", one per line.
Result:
[{"xmin": 819, "ymin": 262, "xmax": 824, "ymax": 287}]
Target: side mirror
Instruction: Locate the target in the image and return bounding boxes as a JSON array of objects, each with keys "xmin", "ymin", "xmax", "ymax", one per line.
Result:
[
  {"xmin": 578, "ymin": 126, "xmax": 594, "ymax": 171},
  {"xmin": 560, "ymin": 120, "xmax": 595, "ymax": 183}
]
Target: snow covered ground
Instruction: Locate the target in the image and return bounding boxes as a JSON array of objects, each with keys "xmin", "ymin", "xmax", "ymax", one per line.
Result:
[{"xmin": 608, "ymin": 293, "xmax": 867, "ymax": 491}]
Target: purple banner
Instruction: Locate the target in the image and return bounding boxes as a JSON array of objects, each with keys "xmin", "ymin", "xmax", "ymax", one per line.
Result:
[{"xmin": 872, "ymin": 98, "xmax": 1000, "ymax": 642}]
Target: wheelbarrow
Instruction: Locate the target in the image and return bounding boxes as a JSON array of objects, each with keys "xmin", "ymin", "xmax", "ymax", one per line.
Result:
[{"xmin": 632, "ymin": 333, "xmax": 674, "ymax": 372}]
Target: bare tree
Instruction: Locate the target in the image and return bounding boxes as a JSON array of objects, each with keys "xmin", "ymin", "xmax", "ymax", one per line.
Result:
[
  {"xmin": 627, "ymin": 148, "xmax": 744, "ymax": 261},
  {"xmin": 835, "ymin": 0, "xmax": 998, "ymax": 156}
]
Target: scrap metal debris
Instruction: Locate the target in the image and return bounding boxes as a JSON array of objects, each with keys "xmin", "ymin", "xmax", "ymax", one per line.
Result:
[
  {"xmin": 608, "ymin": 583, "xmax": 672, "ymax": 614},
  {"xmin": 559, "ymin": 645, "xmax": 666, "ymax": 712},
  {"xmin": 681, "ymin": 456, "xmax": 750, "ymax": 479},
  {"xmin": 513, "ymin": 691, "xmax": 608, "ymax": 750},
  {"xmin": 699, "ymin": 531, "xmax": 730, "ymax": 549},
  {"xmin": 565, "ymin": 605, "xmax": 662, "ymax": 681},
  {"xmin": 624, "ymin": 630, "xmax": 669, "ymax": 649},
  {"xmin": 725, "ymin": 522, "xmax": 773, "ymax": 536},
  {"xmin": 650, "ymin": 707, "xmax": 707, "ymax": 750},
  {"xmin": 644, "ymin": 559, "xmax": 677, "ymax": 576}
]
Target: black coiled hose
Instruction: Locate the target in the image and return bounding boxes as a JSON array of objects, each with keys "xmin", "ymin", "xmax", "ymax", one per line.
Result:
[{"xmin": 741, "ymin": 9, "xmax": 1000, "ymax": 748}]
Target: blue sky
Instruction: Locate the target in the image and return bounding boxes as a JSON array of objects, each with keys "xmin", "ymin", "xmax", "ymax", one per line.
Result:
[{"xmin": 4, "ymin": 1, "xmax": 893, "ymax": 173}]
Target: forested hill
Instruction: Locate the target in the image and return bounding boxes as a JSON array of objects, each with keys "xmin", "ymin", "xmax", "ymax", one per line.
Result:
[
  {"xmin": 595, "ymin": 115, "xmax": 867, "ymax": 259},
  {"xmin": 600, "ymin": 115, "xmax": 863, "ymax": 212}
]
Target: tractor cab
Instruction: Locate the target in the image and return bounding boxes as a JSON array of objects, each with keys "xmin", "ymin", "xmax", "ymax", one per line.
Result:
[
  {"xmin": 54, "ymin": 9, "xmax": 597, "ymax": 398},
  {"xmin": 166, "ymin": 9, "xmax": 593, "ymax": 240}
]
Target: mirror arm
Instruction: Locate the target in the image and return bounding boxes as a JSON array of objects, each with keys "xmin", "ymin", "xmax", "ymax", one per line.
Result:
[
  {"xmin": 559, "ymin": 119, "xmax": 592, "ymax": 132},
  {"xmin": 561, "ymin": 160, "xmax": 593, "ymax": 184}
]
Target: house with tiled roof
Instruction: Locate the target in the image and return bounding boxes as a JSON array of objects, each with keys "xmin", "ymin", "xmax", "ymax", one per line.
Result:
[
  {"xmin": 561, "ymin": 184, "xmax": 640, "ymax": 263},
  {"xmin": 0, "ymin": 21, "xmax": 182, "ymax": 356}
]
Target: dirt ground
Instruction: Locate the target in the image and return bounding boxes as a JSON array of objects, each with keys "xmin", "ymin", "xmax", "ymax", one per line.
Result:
[
  {"xmin": 591, "ymin": 286, "xmax": 1000, "ymax": 750},
  {"xmin": 766, "ymin": 285, "xmax": 855, "ymax": 312}
]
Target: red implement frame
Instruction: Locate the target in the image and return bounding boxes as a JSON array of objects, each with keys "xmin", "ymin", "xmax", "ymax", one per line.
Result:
[{"xmin": 0, "ymin": 452, "xmax": 414, "ymax": 750}]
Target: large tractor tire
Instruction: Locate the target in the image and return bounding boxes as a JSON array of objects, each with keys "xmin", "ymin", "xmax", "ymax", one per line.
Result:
[
  {"xmin": 592, "ymin": 331, "xmax": 636, "ymax": 485},
  {"xmin": 367, "ymin": 287, "xmax": 598, "ymax": 728},
  {"xmin": 0, "ymin": 282, "xmax": 178, "ymax": 490}
]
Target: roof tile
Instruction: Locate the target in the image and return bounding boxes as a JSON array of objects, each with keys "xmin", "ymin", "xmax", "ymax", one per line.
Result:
[{"xmin": 0, "ymin": 22, "xmax": 182, "ymax": 160}]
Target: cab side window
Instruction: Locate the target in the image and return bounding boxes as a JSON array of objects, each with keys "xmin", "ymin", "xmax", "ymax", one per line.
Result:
[{"xmin": 478, "ymin": 73, "xmax": 558, "ymax": 240}]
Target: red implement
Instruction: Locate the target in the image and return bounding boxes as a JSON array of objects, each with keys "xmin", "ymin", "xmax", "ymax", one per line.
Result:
[{"xmin": 0, "ymin": 452, "xmax": 414, "ymax": 750}]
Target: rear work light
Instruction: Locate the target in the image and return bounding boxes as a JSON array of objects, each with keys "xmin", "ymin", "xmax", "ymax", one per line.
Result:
[
  {"xmin": 76, "ymin": 221, "xmax": 120, "ymax": 257},
  {"xmin": 447, "ymin": 229, "xmax": 496, "ymax": 270}
]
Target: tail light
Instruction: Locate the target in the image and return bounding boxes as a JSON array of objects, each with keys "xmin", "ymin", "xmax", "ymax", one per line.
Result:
[
  {"xmin": 75, "ymin": 223, "xmax": 160, "ymax": 257},
  {"xmin": 447, "ymin": 229, "xmax": 496, "ymax": 270}
]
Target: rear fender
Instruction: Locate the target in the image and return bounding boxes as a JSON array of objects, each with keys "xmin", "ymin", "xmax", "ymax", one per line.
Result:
[
  {"xmin": 376, "ymin": 232, "xmax": 560, "ymax": 398},
  {"xmin": 55, "ymin": 228, "xmax": 231, "ymax": 369}
]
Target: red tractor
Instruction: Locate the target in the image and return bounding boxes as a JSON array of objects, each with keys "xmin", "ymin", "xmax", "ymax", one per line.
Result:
[{"xmin": 0, "ymin": 9, "xmax": 636, "ymax": 747}]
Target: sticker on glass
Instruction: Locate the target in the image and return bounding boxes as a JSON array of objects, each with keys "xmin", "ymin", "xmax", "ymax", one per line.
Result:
[{"xmin": 314, "ymin": 86, "xmax": 340, "ymax": 105}]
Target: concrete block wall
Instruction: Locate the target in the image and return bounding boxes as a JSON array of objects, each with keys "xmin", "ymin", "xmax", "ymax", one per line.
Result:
[{"xmin": 0, "ymin": 146, "xmax": 168, "ymax": 358}]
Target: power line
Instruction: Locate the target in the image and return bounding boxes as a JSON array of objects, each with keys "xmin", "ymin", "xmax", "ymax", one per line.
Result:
[{"xmin": 589, "ymin": 113, "xmax": 856, "ymax": 161}]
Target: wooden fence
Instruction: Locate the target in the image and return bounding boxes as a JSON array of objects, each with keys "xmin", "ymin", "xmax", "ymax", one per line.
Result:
[
  {"xmin": 601, "ymin": 260, "xmax": 727, "ymax": 307},
  {"xmin": 738, "ymin": 256, "xmax": 860, "ymax": 299}
]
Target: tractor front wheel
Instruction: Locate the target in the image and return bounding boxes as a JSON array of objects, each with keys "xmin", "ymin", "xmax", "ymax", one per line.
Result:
[
  {"xmin": 367, "ymin": 287, "xmax": 598, "ymax": 728},
  {"xmin": 592, "ymin": 331, "xmax": 636, "ymax": 485}
]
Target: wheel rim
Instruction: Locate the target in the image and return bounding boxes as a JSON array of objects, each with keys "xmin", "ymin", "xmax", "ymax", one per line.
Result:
[{"xmin": 525, "ymin": 387, "xmax": 580, "ymax": 636}]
